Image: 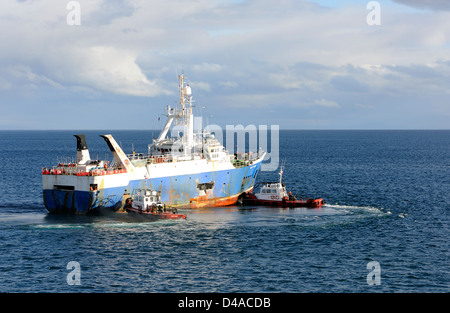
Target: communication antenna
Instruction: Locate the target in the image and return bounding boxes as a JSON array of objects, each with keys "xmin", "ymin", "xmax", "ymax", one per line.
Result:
[{"xmin": 279, "ymin": 159, "xmax": 286, "ymax": 184}]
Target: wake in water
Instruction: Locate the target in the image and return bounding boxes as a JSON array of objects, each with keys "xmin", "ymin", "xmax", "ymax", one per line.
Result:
[
  {"xmin": 324, "ymin": 203, "xmax": 389, "ymax": 215},
  {"xmin": 0, "ymin": 201, "xmax": 391, "ymax": 230}
]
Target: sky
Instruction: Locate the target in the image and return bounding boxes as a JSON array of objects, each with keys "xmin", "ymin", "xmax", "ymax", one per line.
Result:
[{"xmin": 0, "ymin": 0, "xmax": 449, "ymax": 130}]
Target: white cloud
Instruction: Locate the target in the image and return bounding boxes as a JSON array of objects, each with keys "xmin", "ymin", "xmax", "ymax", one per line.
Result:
[
  {"xmin": 0, "ymin": 0, "xmax": 173, "ymax": 97},
  {"xmin": 192, "ymin": 63, "xmax": 225, "ymax": 73},
  {"xmin": 0, "ymin": 0, "xmax": 449, "ymax": 129},
  {"xmin": 8, "ymin": 65, "xmax": 63, "ymax": 89},
  {"xmin": 219, "ymin": 81, "xmax": 238, "ymax": 89},
  {"xmin": 355, "ymin": 103, "xmax": 375, "ymax": 109},
  {"xmin": 219, "ymin": 93, "xmax": 271, "ymax": 108},
  {"xmin": 66, "ymin": 46, "xmax": 171, "ymax": 97},
  {"xmin": 314, "ymin": 98, "xmax": 340, "ymax": 108},
  {"xmin": 391, "ymin": 0, "xmax": 450, "ymax": 11},
  {"xmin": 190, "ymin": 81, "xmax": 211, "ymax": 92}
]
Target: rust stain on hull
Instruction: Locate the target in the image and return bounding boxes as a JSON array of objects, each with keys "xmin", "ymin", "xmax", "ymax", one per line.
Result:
[
  {"xmin": 188, "ymin": 187, "xmax": 254, "ymax": 209},
  {"xmin": 189, "ymin": 194, "xmax": 239, "ymax": 208}
]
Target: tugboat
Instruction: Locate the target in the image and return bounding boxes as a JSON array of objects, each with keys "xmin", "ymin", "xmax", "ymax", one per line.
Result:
[
  {"xmin": 125, "ymin": 188, "xmax": 186, "ymax": 220},
  {"xmin": 239, "ymin": 166, "xmax": 325, "ymax": 208}
]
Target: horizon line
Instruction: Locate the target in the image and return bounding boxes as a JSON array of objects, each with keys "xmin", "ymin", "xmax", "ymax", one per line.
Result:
[{"xmin": 0, "ymin": 128, "xmax": 449, "ymax": 132}]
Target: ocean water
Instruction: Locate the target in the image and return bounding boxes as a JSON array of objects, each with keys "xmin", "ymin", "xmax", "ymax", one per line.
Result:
[{"xmin": 0, "ymin": 130, "xmax": 448, "ymax": 293}]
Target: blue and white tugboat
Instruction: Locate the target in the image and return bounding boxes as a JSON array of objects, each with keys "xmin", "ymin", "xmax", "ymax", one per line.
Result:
[{"xmin": 42, "ymin": 74, "xmax": 265, "ymax": 214}]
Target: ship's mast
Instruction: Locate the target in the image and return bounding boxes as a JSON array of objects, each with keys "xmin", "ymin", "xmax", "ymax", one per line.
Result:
[
  {"xmin": 279, "ymin": 159, "xmax": 286, "ymax": 184},
  {"xmin": 155, "ymin": 74, "xmax": 194, "ymax": 153},
  {"xmin": 179, "ymin": 74, "xmax": 194, "ymax": 148},
  {"xmin": 279, "ymin": 165, "xmax": 284, "ymax": 184}
]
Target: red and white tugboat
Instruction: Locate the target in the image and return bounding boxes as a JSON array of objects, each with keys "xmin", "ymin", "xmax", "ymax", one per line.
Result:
[
  {"xmin": 239, "ymin": 166, "xmax": 325, "ymax": 208},
  {"xmin": 125, "ymin": 188, "xmax": 186, "ymax": 219}
]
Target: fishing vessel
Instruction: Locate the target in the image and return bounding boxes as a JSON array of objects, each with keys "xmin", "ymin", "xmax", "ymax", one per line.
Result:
[
  {"xmin": 42, "ymin": 74, "xmax": 265, "ymax": 214},
  {"xmin": 124, "ymin": 188, "xmax": 186, "ymax": 220},
  {"xmin": 239, "ymin": 166, "xmax": 325, "ymax": 208}
]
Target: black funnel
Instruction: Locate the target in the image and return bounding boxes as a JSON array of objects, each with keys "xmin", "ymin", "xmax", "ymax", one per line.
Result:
[{"xmin": 74, "ymin": 134, "xmax": 88, "ymax": 151}]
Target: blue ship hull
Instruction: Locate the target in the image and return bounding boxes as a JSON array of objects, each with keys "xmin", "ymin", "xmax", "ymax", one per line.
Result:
[{"xmin": 43, "ymin": 162, "xmax": 262, "ymax": 214}]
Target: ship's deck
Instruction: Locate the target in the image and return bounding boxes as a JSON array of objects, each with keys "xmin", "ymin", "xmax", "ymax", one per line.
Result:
[{"xmin": 42, "ymin": 151, "xmax": 263, "ymax": 177}]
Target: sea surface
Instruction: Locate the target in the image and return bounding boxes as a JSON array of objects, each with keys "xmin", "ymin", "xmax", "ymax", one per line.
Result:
[{"xmin": 0, "ymin": 130, "xmax": 448, "ymax": 293}]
